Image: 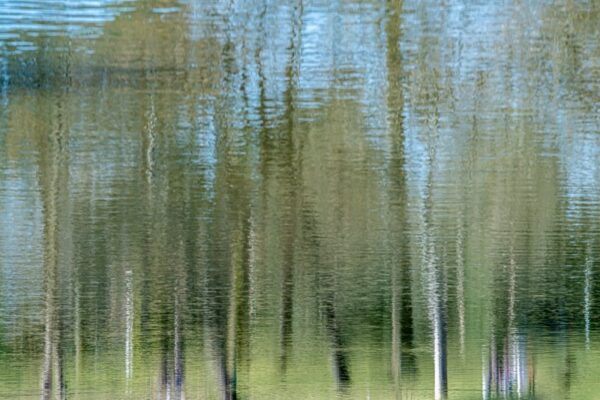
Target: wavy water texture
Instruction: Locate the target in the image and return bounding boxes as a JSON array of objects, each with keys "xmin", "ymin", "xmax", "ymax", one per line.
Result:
[{"xmin": 0, "ymin": 0, "xmax": 599, "ymax": 399}]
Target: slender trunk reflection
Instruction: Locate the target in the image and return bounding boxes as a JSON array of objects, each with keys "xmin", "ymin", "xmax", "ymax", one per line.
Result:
[
  {"xmin": 430, "ymin": 258, "xmax": 447, "ymax": 400},
  {"xmin": 38, "ymin": 97, "xmax": 68, "ymax": 400},
  {"xmin": 584, "ymin": 243, "xmax": 592, "ymax": 349},
  {"xmin": 323, "ymin": 282, "xmax": 350, "ymax": 388},
  {"xmin": 422, "ymin": 156, "xmax": 447, "ymax": 400},
  {"xmin": 73, "ymin": 268, "xmax": 81, "ymax": 398},
  {"xmin": 279, "ymin": 0, "xmax": 302, "ymax": 375},
  {"xmin": 1, "ymin": 56, "xmax": 8, "ymax": 106},
  {"xmin": 207, "ymin": 124, "xmax": 253, "ymax": 399},
  {"xmin": 226, "ymin": 220, "xmax": 251, "ymax": 400},
  {"xmin": 456, "ymin": 219, "xmax": 466, "ymax": 357},
  {"xmin": 156, "ymin": 276, "xmax": 186, "ymax": 399},
  {"xmin": 124, "ymin": 273, "xmax": 134, "ymax": 367},
  {"xmin": 174, "ymin": 289, "xmax": 185, "ymax": 399},
  {"xmin": 385, "ymin": 1, "xmax": 416, "ymax": 394},
  {"xmin": 205, "ymin": 222, "xmax": 235, "ymax": 400}
]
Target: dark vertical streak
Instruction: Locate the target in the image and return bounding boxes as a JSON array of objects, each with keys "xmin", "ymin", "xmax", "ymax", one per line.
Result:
[
  {"xmin": 279, "ymin": 0, "xmax": 303, "ymax": 376},
  {"xmin": 385, "ymin": 1, "xmax": 416, "ymax": 392},
  {"xmin": 323, "ymin": 294, "xmax": 350, "ymax": 386}
]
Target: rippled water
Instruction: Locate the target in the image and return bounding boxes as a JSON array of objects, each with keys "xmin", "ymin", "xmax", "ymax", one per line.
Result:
[{"xmin": 1, "ymin": 1, "xmax": 599, "ymax": 399}]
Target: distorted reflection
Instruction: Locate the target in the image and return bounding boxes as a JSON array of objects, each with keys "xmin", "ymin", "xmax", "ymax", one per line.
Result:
[
  {"xmin": 482, "ymin": 253, "xmax": 534, "ymax": 400},
  {"xmin": 0, "ymin": 0, "xmax": 599, "ymax": 399},
  {"xmin": 482, "ymin": 332, "xmax": 532, "ymax": 400}
]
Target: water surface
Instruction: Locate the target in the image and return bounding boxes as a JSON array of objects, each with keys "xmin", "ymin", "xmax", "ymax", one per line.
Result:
[{"xmin": 1, "ymin": 0, "xmax": 600, "ymax": 399}]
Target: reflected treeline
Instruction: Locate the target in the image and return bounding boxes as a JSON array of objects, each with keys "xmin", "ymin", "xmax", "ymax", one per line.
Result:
[{"xmin": 0, "ymin": 0, "xmax": 600, "ymax": 399}]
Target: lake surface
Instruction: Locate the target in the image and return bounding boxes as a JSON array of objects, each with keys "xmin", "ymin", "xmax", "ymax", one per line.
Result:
[{"xmin": 0, "ymin": 0, "xmax": 599, "ymax": 399}]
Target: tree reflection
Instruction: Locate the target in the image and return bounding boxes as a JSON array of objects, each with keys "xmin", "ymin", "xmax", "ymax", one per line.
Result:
[
  {"xmin": 0, "ymin": 0, "xmax": 600, "ymax": 399},
  {"xmin": 38, "ymin": 94, "xmax": 69, "ymax": 400},
  {"xmin": 483, "ymin": 251, "xmax": 534, "ymax": 400},
  {"xmin": 385, "ymin": 0, "xmax": 417, "ymax": 393}
]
